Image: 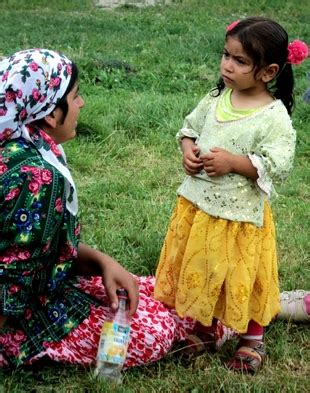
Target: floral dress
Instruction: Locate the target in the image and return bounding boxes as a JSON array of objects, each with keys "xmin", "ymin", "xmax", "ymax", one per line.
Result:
[{"xmin": 0, "ymin": 133, "xmax": 99, "ymax": 366}]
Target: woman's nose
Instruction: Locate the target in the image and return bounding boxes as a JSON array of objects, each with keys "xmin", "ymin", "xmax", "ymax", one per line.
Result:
[{"xmin": 78, "ymin": 96, "xmax": 85, "ymax": 108}]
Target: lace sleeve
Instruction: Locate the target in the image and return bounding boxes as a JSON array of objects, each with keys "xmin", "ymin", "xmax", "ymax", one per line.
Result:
[
  {"xmin": 249, "ymin": 106, "xmax": 296, "ymax": 197},
  {"xmin": 176, "ymin": 94, "xmax": 213, "ymax": 146},
  {"xmin": 248, "ymin": 154, "xmax": 273, "ymax": 197}
]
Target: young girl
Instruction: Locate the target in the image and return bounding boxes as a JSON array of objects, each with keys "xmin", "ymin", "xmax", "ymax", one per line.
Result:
[{"xmin": 154, "ymin": 17, "xmax": 308, "ymax": 373}]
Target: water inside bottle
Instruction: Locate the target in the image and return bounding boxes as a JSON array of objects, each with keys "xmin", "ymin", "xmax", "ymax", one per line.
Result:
[{"xmin": 95, "ymin": 289, "xmax": 131, "ymax": 383}]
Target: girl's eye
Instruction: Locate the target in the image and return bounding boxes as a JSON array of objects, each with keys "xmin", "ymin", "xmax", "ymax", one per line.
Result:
[
  {"xmin": 222, "ymin": 51, "xmax": 229, "ymax": 58},
  {"xmin": 236, "ymin": 58, "xmax": 246, "ymax": 64}
]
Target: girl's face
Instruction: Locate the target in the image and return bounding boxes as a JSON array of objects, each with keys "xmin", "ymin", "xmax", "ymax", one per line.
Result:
[
  {"xmin": 220, "ymin": 36, "xmax": 264, "ymax": 93},
  {"xmin": 46, "ymin": 83, "xmax": 84, "ymax": 144}
]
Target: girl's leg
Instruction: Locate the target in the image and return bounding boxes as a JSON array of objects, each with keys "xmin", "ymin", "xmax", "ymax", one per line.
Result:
[
  {"xmin": 240, "ymin": 320, "xmax": 264, "ymax": 341},
  {"xmin": 227, "ymin": 320, "xmax": 266, "ymax": 373},
  {"xmin": 177, "ymin": 318, "xmax": 238, "ymax": 358},
  {"xmin": 181, "ymin": 319, "xmax": 219, "ymax": 356}
]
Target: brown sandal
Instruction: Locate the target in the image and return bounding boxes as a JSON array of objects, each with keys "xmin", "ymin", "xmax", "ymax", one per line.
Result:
[
  {"xmin": 185, "ymin": 332, "xmax": 217, "ymax": 353},
  {"xmin": 226, "ymin": 339, "xmax": 266, "ymax": 374},
  {"xmin": 175, "ymin": 332, "xmax": 217, "ymax": 363}
]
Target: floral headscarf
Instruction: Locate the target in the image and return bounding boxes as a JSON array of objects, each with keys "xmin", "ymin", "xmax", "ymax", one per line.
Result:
[{"xmin": 0, "ymin": 48, "xmax": 78, "ymax": 215}]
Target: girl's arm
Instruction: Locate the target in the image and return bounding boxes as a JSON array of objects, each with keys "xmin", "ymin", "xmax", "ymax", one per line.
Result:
[
  {"xmin": 176, "ymin": 94, "xmax": 213, "ymax": 146},
  {"xmin": 72, "ymin": 243, "xmax": 139, "ymax": 316},
  {"xmin": 201, "ymin": 147, "xmax": 258, "ymax": 179}
]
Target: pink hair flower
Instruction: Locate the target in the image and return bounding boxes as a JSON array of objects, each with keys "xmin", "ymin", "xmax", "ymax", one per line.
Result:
[
  {"xmin": 226, "ymin": 20, "xmax": 240, "ymax": 32},
  {"xmin": 287, "ymin": 40, "xmax": 309, "ymax": 65}
]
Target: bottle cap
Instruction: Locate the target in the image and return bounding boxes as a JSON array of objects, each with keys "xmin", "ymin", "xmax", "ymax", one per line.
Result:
[{"xmin": 116, "ymin": 288, "xmax": 128, "ymax": 299}]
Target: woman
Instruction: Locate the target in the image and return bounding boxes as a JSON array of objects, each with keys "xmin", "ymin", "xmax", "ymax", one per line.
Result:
[{"xmin": 0, "ymin": 48, "xmax": 208, "ymax": 369}]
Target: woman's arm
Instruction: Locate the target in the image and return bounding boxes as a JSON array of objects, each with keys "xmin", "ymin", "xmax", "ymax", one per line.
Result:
[
  {"xmin": 72, "ymin": 243, "xmax": 139, "ymax": 316},
  {"xmin": 0, "ymin": 315, "xmax": 7, "ymax": 328}
]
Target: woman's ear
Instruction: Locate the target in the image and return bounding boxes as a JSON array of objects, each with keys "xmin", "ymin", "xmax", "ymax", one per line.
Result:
[
  {"xmin": 43, "ymin": 108, "xmax": 63, "ymax": 129},
  {"xmin": 43, "ymin": 111, "xmax": 58, "ymax": 129},
  {"xmin": 261, "ymin": 64, "xmax": 280, "ymax": 83}
]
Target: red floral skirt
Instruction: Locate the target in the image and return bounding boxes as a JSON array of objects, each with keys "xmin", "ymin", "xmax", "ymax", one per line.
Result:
[{"xmin": 0, "ymin": 276, "xmax": 236, "ymax": 368}]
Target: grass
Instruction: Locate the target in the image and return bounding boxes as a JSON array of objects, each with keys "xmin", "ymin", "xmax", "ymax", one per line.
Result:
[{"xmin": 0, "ymin": 0, "xmax": 309, "ymax": 392}]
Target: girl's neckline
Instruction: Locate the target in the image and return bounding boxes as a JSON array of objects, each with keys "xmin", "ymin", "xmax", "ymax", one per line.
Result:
[{"xmin": 214, "ymin": 88, "xmax": 280, "ymax": 124}]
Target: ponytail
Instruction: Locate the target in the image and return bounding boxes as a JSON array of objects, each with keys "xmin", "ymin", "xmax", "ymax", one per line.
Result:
[
  {"xmin": 271, "ymin": 64, "xmax": 294, "ymax": 115},
  {"xmin": 211, "ymin": 78, "xmax": 225, "ymax": 97}
]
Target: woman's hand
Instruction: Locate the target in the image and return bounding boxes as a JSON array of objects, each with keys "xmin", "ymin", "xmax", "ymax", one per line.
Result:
[
  {"xmin": 181, "ymin": 138, "xmax": 203, "ymax": 175},
  {"xmin": 100, "ymin": 254, "xmax": 139, "ymax": 317},
  {"xmin": 73, "ymin": 243, "xmax": 139, "ymax": 317}
]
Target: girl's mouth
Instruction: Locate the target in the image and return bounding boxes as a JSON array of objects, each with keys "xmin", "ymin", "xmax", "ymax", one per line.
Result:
[{"xmin": 222, "ymin": 75, "xmax": 233, "ymax": 83}]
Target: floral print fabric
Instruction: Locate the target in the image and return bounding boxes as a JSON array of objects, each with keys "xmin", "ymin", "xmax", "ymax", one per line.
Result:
[
  {"xmin": 0, "ymin": 48, "xmax": 78, "ymax": 215},
  {"xmin": 0, "ymin": 137, "xmax": 98, "ymax": 366},
  {"xmin": 0, "ymin": 276, "xmax": 236, "ymax": 369},
  {"xmin": 0, "ymin": 49, "xmax": 71, "ymax": 133}
]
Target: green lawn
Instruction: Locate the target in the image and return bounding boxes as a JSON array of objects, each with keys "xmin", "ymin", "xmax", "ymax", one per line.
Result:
[{"xmin": 0, "ymin": 0, "xmax": 309, "ymax": 392}]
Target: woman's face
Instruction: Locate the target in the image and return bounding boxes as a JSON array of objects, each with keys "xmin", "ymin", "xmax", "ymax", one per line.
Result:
[{"xmin": 46, "ymin": 83, "xmax": 84, "ymax": 144}]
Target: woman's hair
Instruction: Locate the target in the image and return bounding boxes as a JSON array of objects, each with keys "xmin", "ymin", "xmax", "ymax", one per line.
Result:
[
  {"xmin": 212, "ymin": 17, "xmax": 294, "ymax": 114},
  {"xmin": 54, "ymin": 61, "xmax": 79, "ymax": 122}
]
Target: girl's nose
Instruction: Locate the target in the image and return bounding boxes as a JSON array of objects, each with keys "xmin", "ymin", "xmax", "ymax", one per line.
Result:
[{"xmin": 223, "ymin": 58, "xmax": 234, "ymax": 72}]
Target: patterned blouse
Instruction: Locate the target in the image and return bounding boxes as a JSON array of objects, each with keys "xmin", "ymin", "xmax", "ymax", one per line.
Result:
[
  {"xmin": 0, "ymin": 135, "xmax": 99, "ymax": 366},
  {"xmin": 176, "ymin": 89, "xmax": 296, "ymax": 226}
]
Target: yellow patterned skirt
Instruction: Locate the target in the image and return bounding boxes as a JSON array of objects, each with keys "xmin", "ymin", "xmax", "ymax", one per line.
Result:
[{"xmin": 154, "ymin": 196, "xmax": 280, "ymax": 333}]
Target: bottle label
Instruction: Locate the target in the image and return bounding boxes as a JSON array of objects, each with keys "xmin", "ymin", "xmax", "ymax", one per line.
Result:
[{"xmin": 97, "ymin": 321, "xmax": 130, "ymax": 365}]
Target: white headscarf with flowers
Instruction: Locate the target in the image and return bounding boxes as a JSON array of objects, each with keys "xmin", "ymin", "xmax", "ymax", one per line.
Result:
[{"xmin": 0, "ymin": 48, "xmax": 78, "ymax": 215}]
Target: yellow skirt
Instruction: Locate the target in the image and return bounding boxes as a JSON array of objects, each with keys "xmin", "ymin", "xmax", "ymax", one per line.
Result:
[{"xmin": 154, "ymin": 196, "xmax": 280, "ymax": 333}]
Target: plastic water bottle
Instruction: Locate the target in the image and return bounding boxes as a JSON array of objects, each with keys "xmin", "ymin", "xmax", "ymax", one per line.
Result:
[{"xmin": 94, "ymin": 289, "xmax": 131, "ymax": 384}]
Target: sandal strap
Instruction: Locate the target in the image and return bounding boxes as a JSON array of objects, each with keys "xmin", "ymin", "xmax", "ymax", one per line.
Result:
[
  {"xmin": 185, "ymin": 334, "xmax": 207, "ymax": 353},
  {"xmin": 237, "ymin": 339, "xmax": 266, "ymax": 358},
  {"xmin": 227, "ymin": 339, "xmax": 266, "ymax": 373},
  {"xmin": 178, "ymin": 332, "xmax": 217, "ymax": 360}
]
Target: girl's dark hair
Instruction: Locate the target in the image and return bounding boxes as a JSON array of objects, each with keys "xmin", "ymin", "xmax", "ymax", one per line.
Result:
[
  {"xmin": 212, "ymin": 17, "xmax": 294, "ymax": 114},
  {"xmin": 55, "ymin": 61, "xmax": 78, "ymax": 122}
]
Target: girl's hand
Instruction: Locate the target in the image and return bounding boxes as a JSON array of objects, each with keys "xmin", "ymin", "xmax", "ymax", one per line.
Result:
[
  {"xmin": 201, "ymin": 147, "xmax": 258, "ymax": 179},
  {"xmin": 182, "ymin": 138, "xmax": 203, "ymax": 175},
  {"xmin": 200, "ymin": 147, "xmax": 234, "ymax": 176}
]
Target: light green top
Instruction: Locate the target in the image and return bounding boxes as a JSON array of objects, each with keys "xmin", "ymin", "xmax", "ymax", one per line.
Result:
[
  {"xmin": 176, "ymin": 89, "xmax": 296, "ymax": 227},
  {"xmin": 216, "ymin": 88, "xmax": 258, "ymax": 120}
]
